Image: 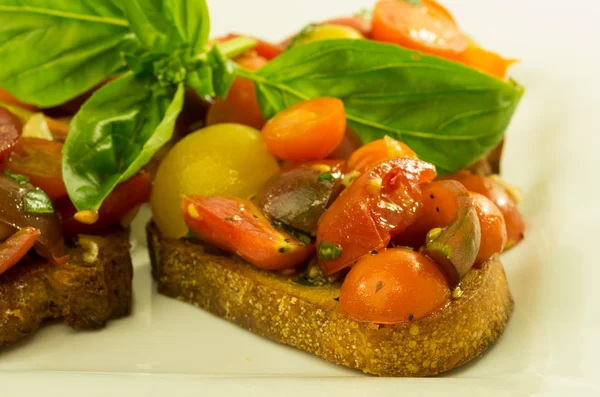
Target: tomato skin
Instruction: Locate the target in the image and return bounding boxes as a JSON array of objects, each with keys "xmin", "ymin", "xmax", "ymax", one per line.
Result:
[
  {"xmin": 0, "ymin": 107, "xmax": 22, "ymax": 162},
  {"xmin": 5, "ymin": 138, "xmax": 66, "ymax": 200},
  {"xmin": 0, "ymin": 227, "xmax": 40, "ymax": 277},
  {"xmin": 446, "ymin": 171, "xmax": 525, "ymax": 248},
  {"xmin": 347, "ymin": 136, "xmax": 418, "ymax": 173},
  {"xmin": 262, "ymin": 98, "xmax": 346, "ymax": 161},
  {"xmin": 372, "ymin": 0, "xmax": 469, "ymax": 61},
  {"xmin": 56, "ymin": 173, "xmax": 151, "ymax": 237},
  {"xmin": 339, "ymin": 248, "xmax": 450, "ymax": 324},
  {"xmin": 182, "ymin": 196, "xmax": 314, "ymax": 270},
  {"xmin": 206, "ymin": 51, "xmax": 268, "ymax": 130},
  {"xmin": 461, "ymin": 44, "xmax": 516, "ymax": 80},
  {"xmin": 0, "ymin": 88, "xmax": 38, "ymax": 112},
  {"xmin": 470, "ymin": 192, "xmax": 507, "ymax": 265},
  {"xmin": 317, "ymin": 158, "xmax": 437, "ymax": 275},
  {"xmin": 328, "ymin": 128, "xmax": 363, "ymax": 160}
]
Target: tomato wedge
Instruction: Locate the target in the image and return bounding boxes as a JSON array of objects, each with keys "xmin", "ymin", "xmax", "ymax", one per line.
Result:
[
  {"xmin": 347, "ymin": 136, "xmax": 418, "ymax": 173},
  {"xmin": 183, "ymin": 196, "xmax": 314, "ymax": 270},
  {"xmin": 56, "ymin": 173, "xmax": 152, "ymax": 237},
  {"xmin": 317, "ymin": 158, "xmax": 437, "ymax": 275},
  {"xmin": 372, "ymin": 0, "xmax": 469, "ymax": 61},
  {"xmin": 339, "ymin": 248, "xmax": 450, "ymax": 324},
  {"xmin": 0, "ymin": 227, "xmax": 40, "ymax": 277},
  {"xmin": 262, "ymin": 98, "xmax": 346, "ymax": 161},
  {"xmin": 0, "ymin": 107, "xmax": 22, "ymax": 163},
  {"xmin": 5, "ymin": 138, "xmax": 67, "ymax": 200}
]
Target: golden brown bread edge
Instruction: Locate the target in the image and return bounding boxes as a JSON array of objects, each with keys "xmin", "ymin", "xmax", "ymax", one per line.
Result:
[
  {"xmin": 0, "ymin": 228, "xmax": 133, "ymax": 347},
  {"xmin": 147, "ymin": 222, "xmax": 514, "ymax": 377}
]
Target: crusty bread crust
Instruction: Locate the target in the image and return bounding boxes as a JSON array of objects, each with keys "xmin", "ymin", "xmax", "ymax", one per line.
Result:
[
  {"xmin": 148, "ymin": 222, "xmax": 513, "ymax": 377},
  {"xmin": 0, "ymin": 228, "xmax": 133, "ymax": 347}
]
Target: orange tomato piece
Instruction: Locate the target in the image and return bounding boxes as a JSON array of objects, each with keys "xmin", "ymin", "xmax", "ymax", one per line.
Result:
[
  {"xmin": 347, "ymin": 136, "xmax": 418, "ymax": 173},
  {"xmin": 0, "ymin": 88, "xmax": 39, "ymax": 112},
  {"xmin": 206, "ymin": 51, "xmax": 268, "ymax": 130},
  {"xmin": 317, "ymin": 158, "xmax": 437, "ymax": 275},
  {"xmin": 182, "ymin": 195, "xmax": 314, "ymax": 270},
  {"xmin": 0, "ymin": 227, "xmax": 40, "ymax": 277},
  {"xmin": 56, "ymin": 173, "xmax": 152, "ymax": 237},
  {"xmin": 5, "ymin": 138, "xmax": 67, "ymax": 200},
  {"xmin": 372, "ymin": 0, "xmax": 469, "ymax": 61},
  {"xmin": 339, "ymin": 248, "xmax": 450, "ymax": 324},
  {"xmin": 470, "ymin": 192, "xmax": 507, "ymax": 265},
  {"xmin": 461, "ymin": 44, "xmax": 517, "ymax": 79},
  {"xmin": 0, "ymin": 107, "xmax": 22, "ymax": 162},
  {"xmin": 262, "ymin": 98, "xmax": 346, "ymax": 161},
  {"xmin": 446, "ymin": 171, "xmax": 525, "ymax": 248}
]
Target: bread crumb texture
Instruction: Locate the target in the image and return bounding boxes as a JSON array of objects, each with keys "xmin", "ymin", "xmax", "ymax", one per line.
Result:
[{"xmin": 148, "ymin": 223, "xmax": 513, "ymax": 377}]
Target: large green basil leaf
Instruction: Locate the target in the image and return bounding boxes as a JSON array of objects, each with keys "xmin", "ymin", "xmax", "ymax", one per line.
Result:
[
  {"xmin": 122, "ymin": 0, "xmax": 210, "ymax": 55},
  {"xmin": 238, "ymin": 40, "xmax": 524, "ymax": 173},
  {"xmin": 63, "ymin": 74, "xmax": 184, "ymax": 211},
  {"xmin": 0, "ymin": 0, "xmax": 138, "ymax": 107}
]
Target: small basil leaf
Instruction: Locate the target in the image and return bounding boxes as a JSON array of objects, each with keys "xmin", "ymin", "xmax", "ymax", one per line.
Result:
[
  {"xmin": 207, "ymin": 46, "xmax": 236, "ymax": 99},
  {"xmin": 4, "ymin": 170, "xmax": 29, "ymax": 185},
  {"xmin": 239, "ymin": 39, "xmax": 523, "ymax": 173},
  {"xmin": 187, "ymin": 65, "xmax": 215, "ymax": 98},
  {"xmin": 318, "ymin": 241, "xmax": 343, "ymax": 262},
  {"xmin": 122, "ymin": 0, "xmax": 210, "ymax": 55},
  {"xmin": 63, "ymin": 75, "xmax": 185, "ymax": 211},
  {"xmin": 24, "ymin": 188, "xmax": 54, "ymax": 214},
  {"xmin": 0, "ymin": 1, "xmax": 139, "ymax": 107}
]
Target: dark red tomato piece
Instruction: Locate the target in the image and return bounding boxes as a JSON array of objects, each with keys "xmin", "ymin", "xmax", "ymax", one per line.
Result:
[
  {"xmin": 257, "ymin": 160, "xmax": 346, "ymax": 234},
  {"xmin": 317, "ymin": 158, "xmax": 437, "ymax": 275},
  {"xmin": 182, "ymin": 196, "xmax": 314, "ymax": 270},
  {"xmin": 56, "ymin": 173, "xmax": 152, "ymax": 237},
  {"xmin": 328, "ymin": 129, "xmax": 363, "ymax": 160},
  {"xmin": 0, "ymin": 227, "xmax": 40, "ymax": 277},
  {"xmin": 5, "ymin": 138, "xmax": 67, "ymax": 200},
  {"xmin": 0, "ymin": 107, "xmax": 23, "ymax": 163},
  {"xmin": 339, "ymin": 248, "xmax": 450, "ymax": 324},
  {"xmin": 445, "ymin": 171, "xmax": 525, "ymax": 248}
]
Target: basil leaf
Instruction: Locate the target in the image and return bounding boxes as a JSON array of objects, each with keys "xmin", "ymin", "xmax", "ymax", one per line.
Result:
[
  {"xmin": 0, "ymin": 1, "xmax": 138, "ymax": 107},
  {"xmin": 239, "ymin": 40, "xmax": 523, "ymax": 173},
  {"xmin": 24, "ymin": 188, "xmax": 54, "ymax": 214},
  {"xmin": 122, "ymin": 0, "xmax": 210, "ymax": 55},
  {"xmin": 63, "ymin": 74, "xmax": 185, "ymax": 211}
]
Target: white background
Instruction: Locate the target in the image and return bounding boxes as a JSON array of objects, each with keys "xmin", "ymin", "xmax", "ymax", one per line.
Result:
[{"xmin": 2, "ymin": 0, "xmax": 600, "ymax": 395}]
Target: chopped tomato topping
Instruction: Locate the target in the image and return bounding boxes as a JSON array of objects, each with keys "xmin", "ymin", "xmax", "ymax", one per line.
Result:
[{"xmin": 0, "ymin": 227, "xmax": 40, "ymax": 277}]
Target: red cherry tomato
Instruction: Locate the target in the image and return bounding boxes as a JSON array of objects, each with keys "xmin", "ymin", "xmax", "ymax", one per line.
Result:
[
  {"xmin": 0, "ymin": 227, "xmax": 40, "ymax": 277},
  {"xmin": 347, "ymin": 136, "xmax": 418, "ymax": 173},
  {"xmin": 317, "ymin": 158, "xmax": 437, "ymax": 275},
  {"xmin": 0, "ymin": 107, "xmax": 22, "ymax": 163},
  {"xmin": 5, "ymin": 138, "xmax": 67, "ymax": 200},
  {"xmin": 372, "ymin": 0, "xmax": 469, "ymax": 61},
  {"xmin": 56, "ymin": 173, "xmax": 152, "ymax": 237},
  {"xmin": 470, "ymin": 192, "xmax": 507, "ymax": 265},
  {"xmin": 206, "ymin": 51, "xmax": 268, "ymax": 130},
  {"xmin": 446, "ymin": 171, "xmax": 525, "ymax": 248},
  {"xmin": 182, "ymin": 195, "xmax": 314, "ymax": 270},
  {"xmin": 262, "ymin": 98, "xmax": 346, "ymax": 161},
  {"xmin": 339, "ymin": 248, "xmax": 450, "ymax": 324}
]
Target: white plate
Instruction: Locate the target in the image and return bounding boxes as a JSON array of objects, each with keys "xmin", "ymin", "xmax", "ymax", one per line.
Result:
[{"xmin": 2, "ymin": 0, "xmax": 600, "ymax": 395}]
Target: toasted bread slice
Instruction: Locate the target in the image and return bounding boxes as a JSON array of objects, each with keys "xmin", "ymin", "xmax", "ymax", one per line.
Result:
[
  {"xmin": 0, "ymin": 228, "xmax": 133, "ymax": 347},
  {"xmin": 147, "ymin": 222, "xmax": 513, "ymax": 377}
]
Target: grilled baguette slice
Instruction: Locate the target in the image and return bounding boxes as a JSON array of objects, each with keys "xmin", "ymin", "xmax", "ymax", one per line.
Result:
[
  {"xmin": 148, "ymin": 222, "xmax": 513, "ymax": 377},
  {"xmin": 0, "ymin": 228, "xmax": 133, "ymax": 347}
]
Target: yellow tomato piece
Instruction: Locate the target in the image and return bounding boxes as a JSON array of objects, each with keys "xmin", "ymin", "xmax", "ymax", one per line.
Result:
[
  {"xmin": 294, "ymin": 24, "xmax": 364, "ymax": 46},
  {"xmin": 151, "ymin": 124, "xmax": 280, "ymax": 238}
]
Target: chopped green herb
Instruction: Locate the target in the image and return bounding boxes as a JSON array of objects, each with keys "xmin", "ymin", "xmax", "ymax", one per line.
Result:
[
  {"xmin": 287, "ymin": 24, "xmax": 316, "ymax": 49},
  {"xmin": 184, "ymin": 230, "xmax": 200, "ymax": 239},
  {"xmin": 405, "ymin": 0, "xmax": 423, "ymax": 6},
  {"xmin": 371, "ymin": 250, "xmax": 379, "ymax": 255},
  {"xmin": 408, "ymin": 314, "xmax": 414, "ymax": 321},
  {"xmin": 376, "ymin": 281, "xmax": 383, "ymax": 292},
  {"xmin": 4, "ymin": 170, "xmax": 29, "ymax": 184},
  {"xmin": 333, "ymin": 296, "xmax": 340, "ymax": 302},
  {"xmin": 354, "ymin": 8, "xmax": 372, "ymax": 20},
  {"xmin": 278, "ymin": 247, "xmax": 288, "ymax": 253},
  {"xmin": 24, "ymin": 188, "xmax": 54, "ymax": 214},
  {"xmin": 224, "ymin": 216, "xmax": 234, "ymax": 221},
  {"xmin": 318, "ymin": 241, "xmax": 343, "ymax": 262},
  {"xmin": 317, "ymin": 172, "xmax": 335, "ymax": 183},
  {"xmin": 272, "ymin": 220, "xmax": 312, "ymax": 245}
]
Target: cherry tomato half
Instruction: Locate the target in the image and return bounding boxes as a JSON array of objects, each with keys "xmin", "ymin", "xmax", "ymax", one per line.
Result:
[
  {"xmin": 182, "ymin": 195, "xmax": 314, "ymax": 270},
  {"xmin": 470, "ymin": 192, "xmax": 507, "ymax": 265},
  {"xmin": 262, "ymin": 98, "xmax": 346, "ymax": 161},
  {"xmin": 56, "ymin": 173, "xmax": 152, "ymax": 237},
  {"xmin": 339, "ymin": 248, "xmax": 450, "ymax": 324},
  {"xmin": 0, "ymin": 227, "xmax": 40, "ymax": 277},
  {"xmin": 317, "ymin": 158, "xmax": 437, "ymax": 275},
  {"xmin": 0, "ymin": 107, "xmax": 22, "ymax": 163},
  {"xmin": 347, "ymin": 136, "xmax": 418, "ymax": 173},
  {"xmin": 5, "ymin": 138, "xmax": 67, "ymax": 200},
  {"xmin": 372, "ymin": 0, "xmax": 469, "ymax": 61}
]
